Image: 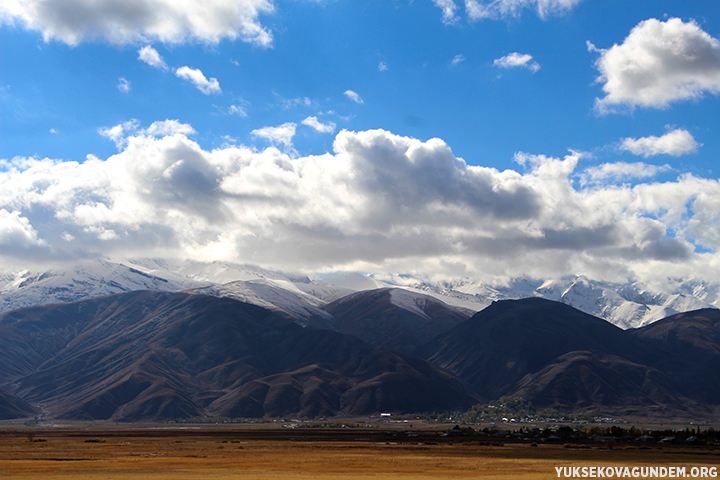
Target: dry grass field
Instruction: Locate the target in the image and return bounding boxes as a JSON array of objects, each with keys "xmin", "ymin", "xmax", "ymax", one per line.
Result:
[{"xmin": 1, "ymin": 426, "xmax": 718, "ymax": 479}]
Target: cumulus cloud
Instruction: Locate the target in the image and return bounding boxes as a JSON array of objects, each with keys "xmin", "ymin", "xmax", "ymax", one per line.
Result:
[
  {"xmin": 138, "ymin": 45, "xmax": 167, "ymax": 70},
  {"xmin": 1, "ymin": 123, "xmax": 718, "ymax": 283},
  {"xmin": 451, "ymin": 54, "xmax": 465, "ymax": 65},
  {"xmin": 344, "ymin": 90, "xmax": 363, "ymax": 104},
  {"xmin": 175, "ymin": 66, "xmax": 221, "ymax": 94},
  {"xmin": 493, "ymin": 52, "xmax": 540, "ymax": 73},
  {"xmin": 619, "ymin": 129, "xmax": 700, "ymax": 158},
  {"xmin": 251, "ymin": 122, "xmax": 296, "ymax": 148},
  {"xmin": 0, "ymin": 0, "xmax": 275, "ymax": 46},
  {"xmin": 302, "ymin": 116, "xmax": 335, "ymax": 134},
  {"xmin": 465, "ymin": 0, "xmax": 583, "ymax": 21},
  {"xmin": 591, "ymin": 18, "xmax": 720, "ymax": 113},
  {"xmin": 117, "ymin": 77, "xmax": 131, "ymax": 93}
]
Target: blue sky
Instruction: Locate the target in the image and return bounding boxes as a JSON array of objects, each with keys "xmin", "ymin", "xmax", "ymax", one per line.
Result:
[{"xmin": 1, "ymin": 0, "xmax": 719, "ymax": 288}]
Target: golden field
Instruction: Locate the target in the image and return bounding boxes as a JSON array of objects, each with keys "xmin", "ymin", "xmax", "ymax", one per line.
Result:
[{"xmin": 1, "ymin": 426, "xmax": 718, "ymax": 479}]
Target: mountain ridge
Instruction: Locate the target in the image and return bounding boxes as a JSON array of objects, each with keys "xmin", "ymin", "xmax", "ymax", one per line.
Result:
[
  {"xmin": 0, "ymin": 291, "xmax": 479, "ymax": 421},
  {"xmin": 2, "ymin": 259, "xmax": 716, "ymax": 330}
]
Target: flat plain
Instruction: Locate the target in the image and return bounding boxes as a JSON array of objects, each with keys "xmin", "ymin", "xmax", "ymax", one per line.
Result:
[{"xmin": 1, "ymin": 426, "xmax": 719, "ymax": 479}]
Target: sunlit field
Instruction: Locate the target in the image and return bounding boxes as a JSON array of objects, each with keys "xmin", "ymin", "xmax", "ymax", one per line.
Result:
[{"xmin": 2, "ymin": 426, "xmax": 718, "ymax": 479}]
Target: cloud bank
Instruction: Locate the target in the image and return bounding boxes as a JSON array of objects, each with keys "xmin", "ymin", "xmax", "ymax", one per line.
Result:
[{"xmin": 1, "ymin": 124, "xmax": 717, "ymax": 285}]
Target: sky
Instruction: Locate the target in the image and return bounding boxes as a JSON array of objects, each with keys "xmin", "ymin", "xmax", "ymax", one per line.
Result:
[{"xmin": 1, "ymin": 0, "xmax": 719, "ymax": 289}]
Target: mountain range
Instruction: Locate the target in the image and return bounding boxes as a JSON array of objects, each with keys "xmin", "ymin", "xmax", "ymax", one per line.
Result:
[
  {"xmin": 0, "ymin": 291, "xmax": 479, "ymax": 421},
  {"xmin": 1, "ymin": 259, "xmax": 717, "ymax": 330},
  {"xmin": 0, "ymin": 259, "xmax": 719, "ymax": 423}
]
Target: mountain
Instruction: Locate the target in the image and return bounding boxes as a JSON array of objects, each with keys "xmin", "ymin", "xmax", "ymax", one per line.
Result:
[
  {"xmin": 299, "ymin": 273, "xmax": 717, "ymax": 329},
  {"xmin": 0, "ymin": 291, "xmax": 479, "ymax": 421},
  {"xmin": 0, "ymin": 388, "xmax": 39, "ymax": 420},
  {"xmin": 631, "ymin": 308, "xmax": 720, "ymax": 357},
  {"xmin": 445, "ymin": 276, "xmax": 716, "ymax": 329},
  {"xmin": 323, "ymin": 288, "xmax": 469, "ymax": 352},
  {"xmin": 419, "ymin": 298, "xmax": 648, "ymax": 398},
  {"xmin": 2, "ymin": 260, "xmax": 717, "ymax": 330},
  {"xmin": 420, "ymin": 298, "xmax": 720, "ymax": 420},
  {"xmin": 630, "ymin": 308, "xmax": 720, "ymax": 407},
  {"xmin": 0, "ymin": 259, "xmax": 202, "ymax": 314},
  {"xmin": 189, "ymin": 280, "xmax": 336, "ymax": 330}
]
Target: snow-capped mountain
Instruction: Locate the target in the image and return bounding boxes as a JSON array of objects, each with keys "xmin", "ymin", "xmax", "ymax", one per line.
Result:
[
  {"xmin": 427, "ymin": 275, "xmax": 716, "ymax": 329},
  {"xmin": 308, "ymin": 274, "xmax": 717, "ymax": 329},
  {"xmin": 0, "ymin": 260, "xmax": 203, "ymax": 313},
  {"xmin": 190, "ymin": 279, "xmax": 337, "ymax": 330},
  {"xmin": 1, "ymin": 259, "xmax": 717, "ymax": 329},
  {"xmin": 0, "ymin": 259, "xmax": 308, "ymax": 315}
]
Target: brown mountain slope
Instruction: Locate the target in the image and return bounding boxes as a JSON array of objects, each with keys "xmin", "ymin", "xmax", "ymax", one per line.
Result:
[
  {"xmin": 0, "ymin": 388, "xmax": 39, "ymax": 420},
  {"xmin": 0, "ymin": 291, "xmax": 479, "ymax": 421},
  {"xmin": 419, "ymin": 298, "xmax": 719, "ymax": 419},
  {"xmin": 630, "ymin": 308, "xmax": 720, "ymax": 405}
]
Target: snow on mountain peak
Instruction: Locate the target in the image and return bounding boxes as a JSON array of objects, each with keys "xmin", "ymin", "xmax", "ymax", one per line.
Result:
[{"xmin": 0, "ymin": 259, "xmax": 717, "ymax": 330}]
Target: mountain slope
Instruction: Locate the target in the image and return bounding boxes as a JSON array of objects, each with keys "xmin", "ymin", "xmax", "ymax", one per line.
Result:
[
  {"xmin": 630, "ymin": 308, "xmax": 720, "ymax": 405},
  {"xmin": 419, "ymin": 298, "xmax": 718, "ymax": 419},
  {"xmin": 0, "ymin": 388, "xmax": 39, "ymax": 420},
  {"xmin": 0, "ymin": 291, "xmax": 478, "ymax": 421},
  {"xmin": 0, "ymin": 260, "xmax": 202, "ymax": 314},
  {"xmin": 323, "ymin": 288, "xmax": 469, "ymax": 352},
  {"xmin": 190, "ymin": 280, "xmax": 336, "ymax": 330}
]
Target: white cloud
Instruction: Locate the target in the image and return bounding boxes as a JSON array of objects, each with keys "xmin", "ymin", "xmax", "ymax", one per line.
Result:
[
  {"xmin": 592, "ymin": 18, "xmax": 720, "ymax": 113},
  {"xmin": 99, "ymin": 119, "xmax": 140, "ymax": 148},
  {"xmin": 229, "ymin": 104, "xmax": 248, "ymax": 117},
  {"xmin": 251, "ymin": 122, "xmax": 296, "ymax": 148},
  {"xmin": 451, "ymin": 54, "xmax": 465, "ymax": 65},
  {"xmin": 0, "ymin": 209, "xmax": 46, "ymax": 251},
  {"xmin": 344, "ymin": 90, "xmax": 363, "ymax": 104},
  {"xmin": 0, "ymin": 0, "xmax": 275, "ymax": 47},
  {"xmin": 138, "ymin": 45, "xmax": 167, "ymax": 70},
  {"xmin": 493, "ymin": 52, "xmax": 540, "ymax": 73},
  {"xmin": 433, "ymin": 0, "xmax": 459, "ymax": 24},
  {"xmin": 175, "ymin": 66, "xmax": 221, "ymax": 94},
  {"xmin": 99, "ymin": 119, "xmax": 195, "ymax": 148},
  {"xmin": 278, "ymin": 96, "xmax": 314, "ymax": 110},
  {"xmin": 1, "ymin": 124, "xmax": 718, "ymax": 285},
  {"xmin": 302, "ymin": 116, "xmax": 335, "ymax": 134},
  {"xmin": 378, "ymin": 61, "xmax": 388, "ymax": 72},
  {"xmin": 619, "ymin": 129, "xmax": 700, "ymax": 158},
  {"xmin": 465, "ymin": 0, "xmax": 582, "ymax": 21},
  {"xmin": 143, "ymin": 119, "xmax": 196, "ymax": 137},
  {"xmin": 580, "ymin": 162, "xmax": 672, "ymax": 186},
  {"xmin": 117, "ymin": 77, "xmax": 131, "ymax": 93}
]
